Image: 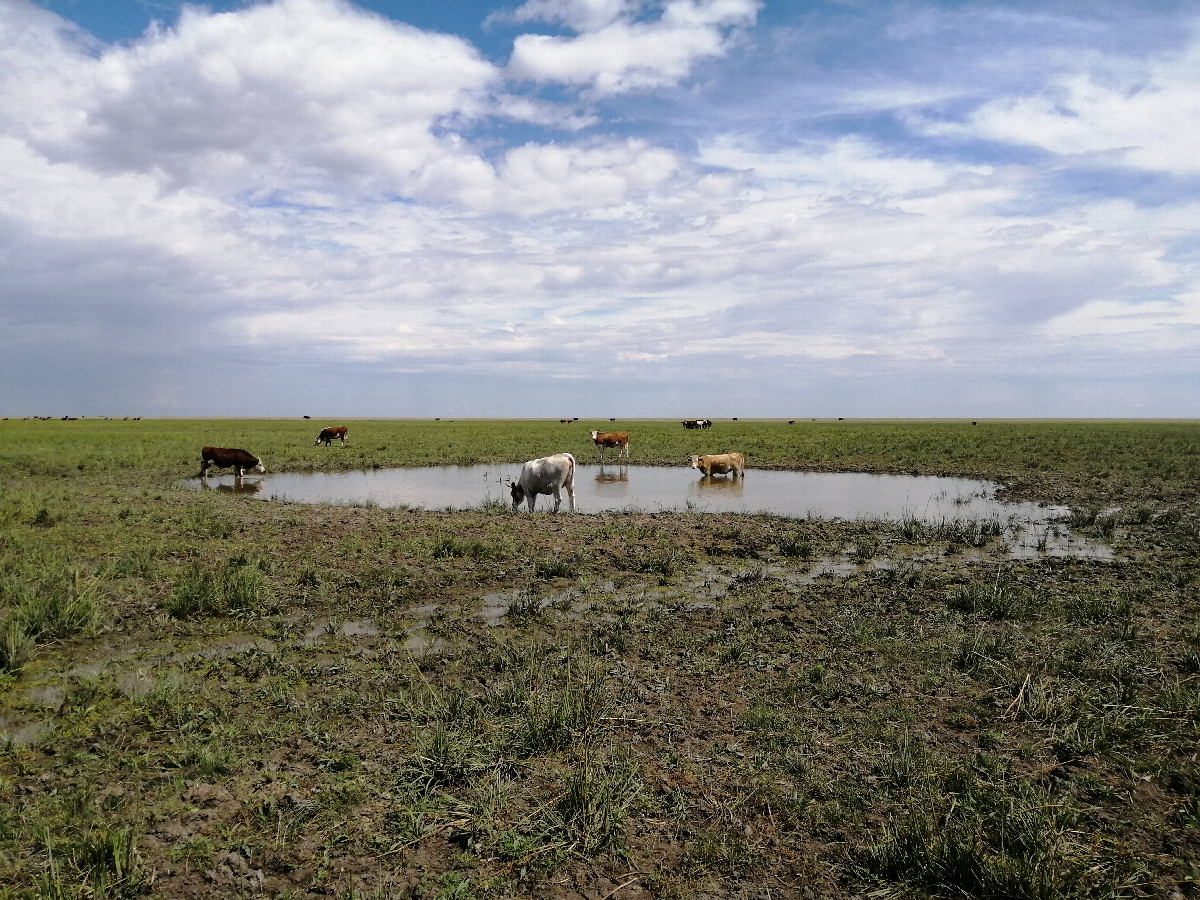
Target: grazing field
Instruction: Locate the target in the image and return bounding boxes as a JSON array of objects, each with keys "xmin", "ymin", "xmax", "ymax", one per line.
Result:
[{"xmin": 1, "ymin": 418, "xmax": 1199, "ymax": 899}]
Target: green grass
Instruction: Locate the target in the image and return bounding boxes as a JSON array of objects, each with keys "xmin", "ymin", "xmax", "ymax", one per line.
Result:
[{"xmin": 0, "ymin": 418, "xmax": 1198, "ymax": 898}]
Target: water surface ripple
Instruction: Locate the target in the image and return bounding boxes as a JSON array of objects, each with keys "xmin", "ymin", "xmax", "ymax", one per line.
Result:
[{"xmin": 187, "ymin": 464, "xmax": 1063, "ymax": 524}]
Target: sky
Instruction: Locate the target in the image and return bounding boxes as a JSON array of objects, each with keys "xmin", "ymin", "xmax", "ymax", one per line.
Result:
[{"xmin": 2, "ymin": 0, "xmax": 1200, "ymax": 419}]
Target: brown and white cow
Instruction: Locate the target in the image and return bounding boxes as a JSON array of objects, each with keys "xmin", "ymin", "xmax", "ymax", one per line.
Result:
[
  {"xmin": 315, "ymin": 426, "xmax": 348, "ymax": 446},
  {"xmin": 510, "ymin": 453, "xmax": 576, "ymax": 512},
  {"xmin": 200, "ymin": 447, "xmax": 265, "ymax": 477},
  {"xmin": 688, "ymin": 452, "xmax": 745, "ymax": 478},
  {"xmin": 589, "ymin": 430, "xmax": 629, "ymax": 460}
]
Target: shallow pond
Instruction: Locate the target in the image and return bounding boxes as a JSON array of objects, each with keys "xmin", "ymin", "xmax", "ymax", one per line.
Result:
[{"xmin": 186, "ymin": 464, "xmax": 1065, "ymax": 524}]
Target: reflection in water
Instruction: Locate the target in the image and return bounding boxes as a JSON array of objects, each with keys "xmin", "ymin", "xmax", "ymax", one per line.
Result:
[
  {"xmin": 184, "ymin": 465, "xmax": 1069, "ymax": 533},
  {"xmin": 199, "ymin": 477, "xmax": 264, "ymax": 495},
  {"xmin": 595, "ymin": 464, "xmax": 629, "ymax": 484},
  {"xmin": 690, "ymin": 474, "xmax": 745, "ymax": 501},
  {"xmin": 593, "ymin": 464, "xmax": 630, "ymax": 501}
]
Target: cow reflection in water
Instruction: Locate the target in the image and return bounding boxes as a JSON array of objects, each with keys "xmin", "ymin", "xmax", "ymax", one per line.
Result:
[
  {"xmin": 199, "ymin": 478, "xmax": 264, "ymax": 496},
  {"xmin": 689, "ymin": 473, "xmax": 745, "ymax": 501},
  {"xmin": 593, "ymin": 464, "xmax": 629, "ymax": 500}
]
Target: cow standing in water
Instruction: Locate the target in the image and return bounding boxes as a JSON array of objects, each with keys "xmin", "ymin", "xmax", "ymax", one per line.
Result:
[
  {"xmin": 510, "ymin": 453, "xmax": 577, "ymax": 512},
  {"xmin": 200, "ymin": 447, "xmax": 265, "ymax": 477},
  {"xmin": 315, "ymin": 426, "xmax": 348, "ymax": 446},
  {"xmin": 689, "ymin": 453, "xmax": 745, "ymax": 478}
]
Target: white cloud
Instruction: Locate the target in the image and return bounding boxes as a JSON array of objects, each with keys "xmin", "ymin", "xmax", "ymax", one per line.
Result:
[
  {"xmin": 3, "ymin": 1, "xmax": 1200, "ymax": 416},
  {"xmin": 495, "ymin": 138, "xmax": 680, "ymax": 213},
  {"xmin": 15, "ymin": 0, "xmax": 499, "ymax": 200},
  {"xmin": 507, "ymin": 0, "xmax": 760, "ymax": 96},
  {"xmin": 916, "ymin": 38, "xmax": 1200, "ymax": 175},
  {"xmin": 501, "ymin": 0, "xmax": 632, "ymax": 31}
]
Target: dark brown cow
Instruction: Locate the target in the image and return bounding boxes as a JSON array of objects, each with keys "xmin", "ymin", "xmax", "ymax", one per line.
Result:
[
  {"xmin": 315, "ymin": 425, "xmax": 349, "ymax": 446},
  {"xmin": 200, "ymin": 447, "xmax": 265, "ymax": 477},
  {"xmin": 589, "ymin": 430, "xmax": 630, "ymax": 460}
]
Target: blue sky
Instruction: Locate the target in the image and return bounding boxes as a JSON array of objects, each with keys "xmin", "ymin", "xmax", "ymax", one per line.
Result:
[{"xmin": 3, "ymin": 0, "xmax": 1200, "ymax": 418}]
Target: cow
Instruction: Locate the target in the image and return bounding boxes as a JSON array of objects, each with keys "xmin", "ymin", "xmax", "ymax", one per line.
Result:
[
  {"xmin": 315, "ymin": 426, "xmax": 348, "ymax": 446},
  {"xmin": 689, "ymin": 452, "xmax": 745, "ymax": 478},
  {"xmin": 510, "ymin": 453, "xmax": 576, "ymax": 512},
  {"xmin": 200, "ymin": 447, "xmax": 265, "ymax": 477},
  {"xmin": 589, "ymin": 430, "xmax": 629, "ymax": 460},
  {"xmin": 681, "ymin": 419, "xmax": 712, "ymax": 430}
]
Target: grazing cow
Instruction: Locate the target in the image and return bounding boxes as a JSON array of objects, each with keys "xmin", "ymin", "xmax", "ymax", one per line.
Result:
[
  {"xmin": 315, "ymin": 426, "xmax": 348, "ymax": 446},
  {"xmin": 589, "ymin": 430, "xmax": 630, "ymax": 460},
  {"xmin": 200, "ymin": 447, "xmax": 265, "ymax": 477},
  {"xmin": 510, "ymin": 453, "xmax": 576, "ymax": 512},
  {"xmin": 689, "ymin": 452, "xmax": 745, "ymax": 478},
  {"xmin": 681, "ymin": 419, "xmax": 712, "ymax": 430}
]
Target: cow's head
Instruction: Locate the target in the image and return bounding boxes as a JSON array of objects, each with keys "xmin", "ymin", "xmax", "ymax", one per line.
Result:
[
  {"xmin": 509, "ymin": 480, "xmax": 525, "ymax": 509},
  {"xmin": 589, "ymin": 430, "xmax": 599, "ymax": 441},
  {"xmin": 688, "ymin": 455, "xmax": 701, "ymax": 469},
  {"xmin": 253, "ymin": 459, "xmax": 266, "ymax": 474}
]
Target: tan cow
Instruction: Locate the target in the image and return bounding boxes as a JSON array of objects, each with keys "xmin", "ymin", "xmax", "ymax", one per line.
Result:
[{"xmin": 688, "ymin": 452, "xmax": 745, "ymax": 478}]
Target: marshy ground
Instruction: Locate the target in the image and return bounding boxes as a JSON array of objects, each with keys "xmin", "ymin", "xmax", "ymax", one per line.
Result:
[{"xmin": 1, "ymin": 419, "xmax": 1198, "ymax": 899}]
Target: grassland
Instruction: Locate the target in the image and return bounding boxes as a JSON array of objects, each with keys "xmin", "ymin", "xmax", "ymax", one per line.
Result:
[{"xmin": 1, "ymin": 418, "xmax": 1198, "ymax": 899}]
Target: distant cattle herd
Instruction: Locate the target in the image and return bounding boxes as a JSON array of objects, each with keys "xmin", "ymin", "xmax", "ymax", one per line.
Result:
[{"xmin": 188, "ymin": 418, "xmax": 753, "ymax": 512}]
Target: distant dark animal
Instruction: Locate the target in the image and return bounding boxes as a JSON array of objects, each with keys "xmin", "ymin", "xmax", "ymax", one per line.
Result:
[
  {"xmin": 200, "ymin": 447, "xmax": 265, "ymax": 477},
  {"xmin": 681, "ymin": 419, "xmax": 712, "ymax": 430},
  {"xmin": 689, "ymin": 453, "xmax": 745, "ymax": 478},
  {"xmin": 315, "ymin": 426, "xmax": 348, "ymax": 446},
  {"xmin": 510, "ymin": 453, "xmax": 576, "ymax": 512},
  {"xmin": 303, "ymin": 415, "xmax": 311, "ymax": 419},
  {"xmin": 589, "ymin": 430, "xmax": 630, "ymax": 460},
  {"xmin": 788, "ymin": 420, "xmax": 795, "ymax": 425}
]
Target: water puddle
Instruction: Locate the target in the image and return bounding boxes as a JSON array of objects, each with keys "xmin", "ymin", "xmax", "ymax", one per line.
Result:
[
  {"xmin": 185, "ymin": 465, "xmax": 1065, "ymax": 525},
  {"xmin": 304, "ymin": 619, "xmax": 380, "ymax": 645},
  {"xmin": 0, "ymin": 717, "xmax": 49, "ymax": 747}
]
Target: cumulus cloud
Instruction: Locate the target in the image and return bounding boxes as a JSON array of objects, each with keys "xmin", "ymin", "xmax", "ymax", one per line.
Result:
[
  {"xmin": 11, "ymin": 0, "xmax": 499, "ymax": 200},
  {"xmin": 506, "ymin": 0, "xmax": 760, "ymax": 96},
  {"xmin": 3, "ymin": 0, "xmax": 1200, "ymax": 416}
]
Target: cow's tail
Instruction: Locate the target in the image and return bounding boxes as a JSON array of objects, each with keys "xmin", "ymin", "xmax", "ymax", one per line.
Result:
[{"xmin": 564, "ymin": 453, "xmax": 576, "ymax": 490}]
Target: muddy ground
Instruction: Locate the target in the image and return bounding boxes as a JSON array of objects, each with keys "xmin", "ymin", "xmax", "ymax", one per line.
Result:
[{"xmin": 3, "ymin": 468, "xmax": 1200, "ymax": 898}]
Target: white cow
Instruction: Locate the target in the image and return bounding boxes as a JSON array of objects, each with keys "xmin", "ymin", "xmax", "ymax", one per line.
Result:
[{"xmin": 510, "ymin": 453, "xmax": 577, "ymax": 512}]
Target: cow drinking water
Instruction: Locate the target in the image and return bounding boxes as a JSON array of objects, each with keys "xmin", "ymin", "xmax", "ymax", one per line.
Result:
[
  {"xmin": 510, "ymin": 453, "xmax": 577, "ymax": 512},
  {"xmin": 200, "ymin": 447, "xmax": 265, "ymax": 477}
]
